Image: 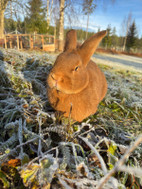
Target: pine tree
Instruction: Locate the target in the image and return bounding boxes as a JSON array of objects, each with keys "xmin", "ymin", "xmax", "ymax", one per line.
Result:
[
  {"xmin": 25, "ymin": 0, "xmax": 47, "ymax": 34},
  {"xmin": 111, "ymin": 27, "xmax": 118, "ymax": 49},
  {"xmin": 102, "ymin": 25, "xmax": 112, "ymax": 48},
  {"xmin": 126, "ymin": 21, "xmax": 137, "ymax": 51}
]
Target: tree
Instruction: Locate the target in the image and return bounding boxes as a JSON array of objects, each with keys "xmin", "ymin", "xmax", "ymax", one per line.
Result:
[
  {"xmin": 49, "ymin": 0, "xmax": 60, "ymax": 38},
  {"xmin": 82, "ymin": 0, "xmax": 96, "ymax": 39},
  {"xmin": 25, "ymin": 0, "xmax": 47, "ymax": 34},
  {"xmin": 126, "ymin": 21, "xmax": 137, "ymax": 51},
  {"xmin": 58, "ymin": 0, "xmax": 65, "ymax": 51},
  {"xmin": 102, "ymin": 25, "xmax": 112, "ymax": 48},
  {"xmin": 58, "ymin": 0, "xmax": 82, "ymax": 51},
  {"xmin": 121, "ymin": 13, "xmax": 132, "ymax": 51},
  {"xmin": 56, "ymin": 0, "xmax": 116, "ymax": 51},
  {"xmin": 46, "ymin": 0, "xmax": 54, "ymax": 31},
  {"xmin": 82, "ymin": 0, "xmax": 115, "ymax": 39},
  {"xmin": 111, "ymin": 27, "xmax": 118, "ymax": 49},
  {"xmin": 47, "ymin": 0, "xmax": 50, "ymax": 30},
  {"xmin": 136, "ymin": 36, "xmax": 142, "ymax": 52},
  {"xmin": 4, "ymin": 18, "xmax": 16, "ymax": 32},
  {"xmin": 0, "ymin": 0, "xmax": 26, "ymax": 38},
  {"xmin": 0, "ymin": 0, "xmax": 8, "ymax": 38}
]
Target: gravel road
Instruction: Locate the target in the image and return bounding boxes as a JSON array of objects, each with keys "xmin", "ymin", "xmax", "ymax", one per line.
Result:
[{"xmin": 93, "ymin": 53, "xmax": 142, "ymax": 72}]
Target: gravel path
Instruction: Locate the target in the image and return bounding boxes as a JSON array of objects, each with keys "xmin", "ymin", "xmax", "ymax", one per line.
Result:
[{"xmin": 93, "ymin": 53, "xmax": 142, "ymax": 72}]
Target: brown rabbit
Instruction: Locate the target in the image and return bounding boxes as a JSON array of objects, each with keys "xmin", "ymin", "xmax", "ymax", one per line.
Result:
[{"xmin": 47, "ymin": 30, "xmax": 107, "ymax": 122}]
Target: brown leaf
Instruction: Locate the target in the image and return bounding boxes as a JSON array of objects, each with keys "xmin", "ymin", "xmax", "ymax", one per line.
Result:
[
  {"xmin": 23, "ymin": 104, "xmax": 29, "ymax": 109},
  {"xmin": 2, "ymin": 159, "xmax": 21, "ymax": 168},
  {"xmin": 88, "ymin": 153, "xmax": 101, "ymax": 168}
]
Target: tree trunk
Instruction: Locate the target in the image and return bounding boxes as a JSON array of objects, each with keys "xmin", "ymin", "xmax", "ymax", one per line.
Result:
[
  {"xmin": 0, "ymin": 9, "xmax": 5, "ymax": 39},
  {"xmin": 47, "ymin": 0, "xmax": 50, "ymax": 31},
  {"xmin": 47, "ymin": 0, "xmax": 53, "ymax": 31},
  {"xmin": 122, "ymin": 35, "xmax": 127, "ymax": 52},
  {"xmin": 54, "ymin": 24, "xmax": 56, "ymax": 39},
  {"xmin": 86, "ymin": 14, "xmax": 89, "ymax": 39},
  {"xmin": 58, "ymin": 0, "xmax": 65, "ymax": 51},
  {"xmin": 0, "ymin": 0, "xmax": 8, "ymax": 39},
  {"xmin": 122, "ymin": 13, "xmax": 132, "ymax": 51}
]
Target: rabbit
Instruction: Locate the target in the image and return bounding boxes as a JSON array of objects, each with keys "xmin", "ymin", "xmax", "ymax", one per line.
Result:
[{"xmin": 47, "ymin": 29, "xmax": 107, "ymax": 122}]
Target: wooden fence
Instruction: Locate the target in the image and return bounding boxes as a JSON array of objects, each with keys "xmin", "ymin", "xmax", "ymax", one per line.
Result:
[{"xmin": 3, "ymin": 34, "xmax": 55, "ymax": 52}]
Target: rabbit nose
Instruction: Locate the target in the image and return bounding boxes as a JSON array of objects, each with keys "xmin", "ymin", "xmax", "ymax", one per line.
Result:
[{"xmin": 51, "ymin": 73, "xmax": 62, "ymax": 82}]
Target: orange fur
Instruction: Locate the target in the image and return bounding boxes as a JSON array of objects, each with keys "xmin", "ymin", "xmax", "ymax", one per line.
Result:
[{"xmin": 47, "ymin": 30, "xmax": 107, "ymax": 122}]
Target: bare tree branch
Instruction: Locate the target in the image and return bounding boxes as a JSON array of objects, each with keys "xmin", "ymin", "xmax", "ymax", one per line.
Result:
[
  {"xmin": 118, "ymin": 165, "xmax": 142, "ymax": 177},
  {"xmin": 79, "ymin": 136, "xmax": 108, "ymax": 175},
  {"xmin": 97, "ymin": 135, "xmax": 142, "ymax": 189}
]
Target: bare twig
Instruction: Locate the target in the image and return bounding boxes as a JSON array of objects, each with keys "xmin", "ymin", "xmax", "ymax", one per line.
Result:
[
  {"xmin": 0, "ymin": 137, "xmax": 39, "ymax": 165},
  {"xmin": 28, "ymin": 146, "xmax": 58, "ymax": 166},
  {"xmin": 37, "ymin": 113, "xmax": 43, "ymax": 156},
  {"xmin": 58, "ymin": 177, "xmax": 72, "ymax": 189},
  {"xmin": 77, "ymin": 125, "xmax": 94, "ymax": 137},
  {"xmin": 18, "ymin": 118, "xmax": 24, "ymax": 156},
  {"xmin": 79, "ymin": 136, "xmax": 108, "ymax": 175},
  {"xmin": 97, "ymin": 135, "xmax": 142, "ymax": 189},
  {"xmin": 117, "ymin": 165, "xmax": 142, "ymax": 177}
]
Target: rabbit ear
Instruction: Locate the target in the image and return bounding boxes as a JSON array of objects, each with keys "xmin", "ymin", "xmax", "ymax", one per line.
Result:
[
  {"xmin": 78, "ymin": 30, "xmax": 107, "ymax": 65},
  {"xmin": 64, "ymin": 30, "xmax": 77, "ymax": 51}
]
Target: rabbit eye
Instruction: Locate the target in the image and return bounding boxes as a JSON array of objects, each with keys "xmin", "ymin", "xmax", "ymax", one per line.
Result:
[{"xmin": 74, "ymin": 66, "xmax": 79, "ymax": 71}]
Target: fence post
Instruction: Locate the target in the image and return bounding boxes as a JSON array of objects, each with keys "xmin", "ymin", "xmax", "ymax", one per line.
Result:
[
  {"xmin": 29, "ymin": 35, "xmax": 33, "ymax": 49},
  {"xmin": 41, "ymin": 35, "xmax": 44, "ymax": 49},
  {"xmin": 17, "ymin": 35, "xmax": 19, "ymax": 50},
  {"xmin": 4, "ymin": 35, "xmax": 7, "ymax": 49},
  {"xmin": 20, "ymin": 37, "xmax": 23, "ymax": 49},
  {"xmin": 10, "ymin": 38, "xmax": 12, "ymax": 48}
]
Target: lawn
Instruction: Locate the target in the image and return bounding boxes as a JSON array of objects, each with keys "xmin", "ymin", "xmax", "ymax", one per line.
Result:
[{"xmin": 0, "ymin": 48, "xmax": 142, "ymax": 189}]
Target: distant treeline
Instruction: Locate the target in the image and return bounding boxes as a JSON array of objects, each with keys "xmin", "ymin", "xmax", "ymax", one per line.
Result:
[{"xmin": 4, "ymin": 18, "xmax": 142, "ymax": 53}]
